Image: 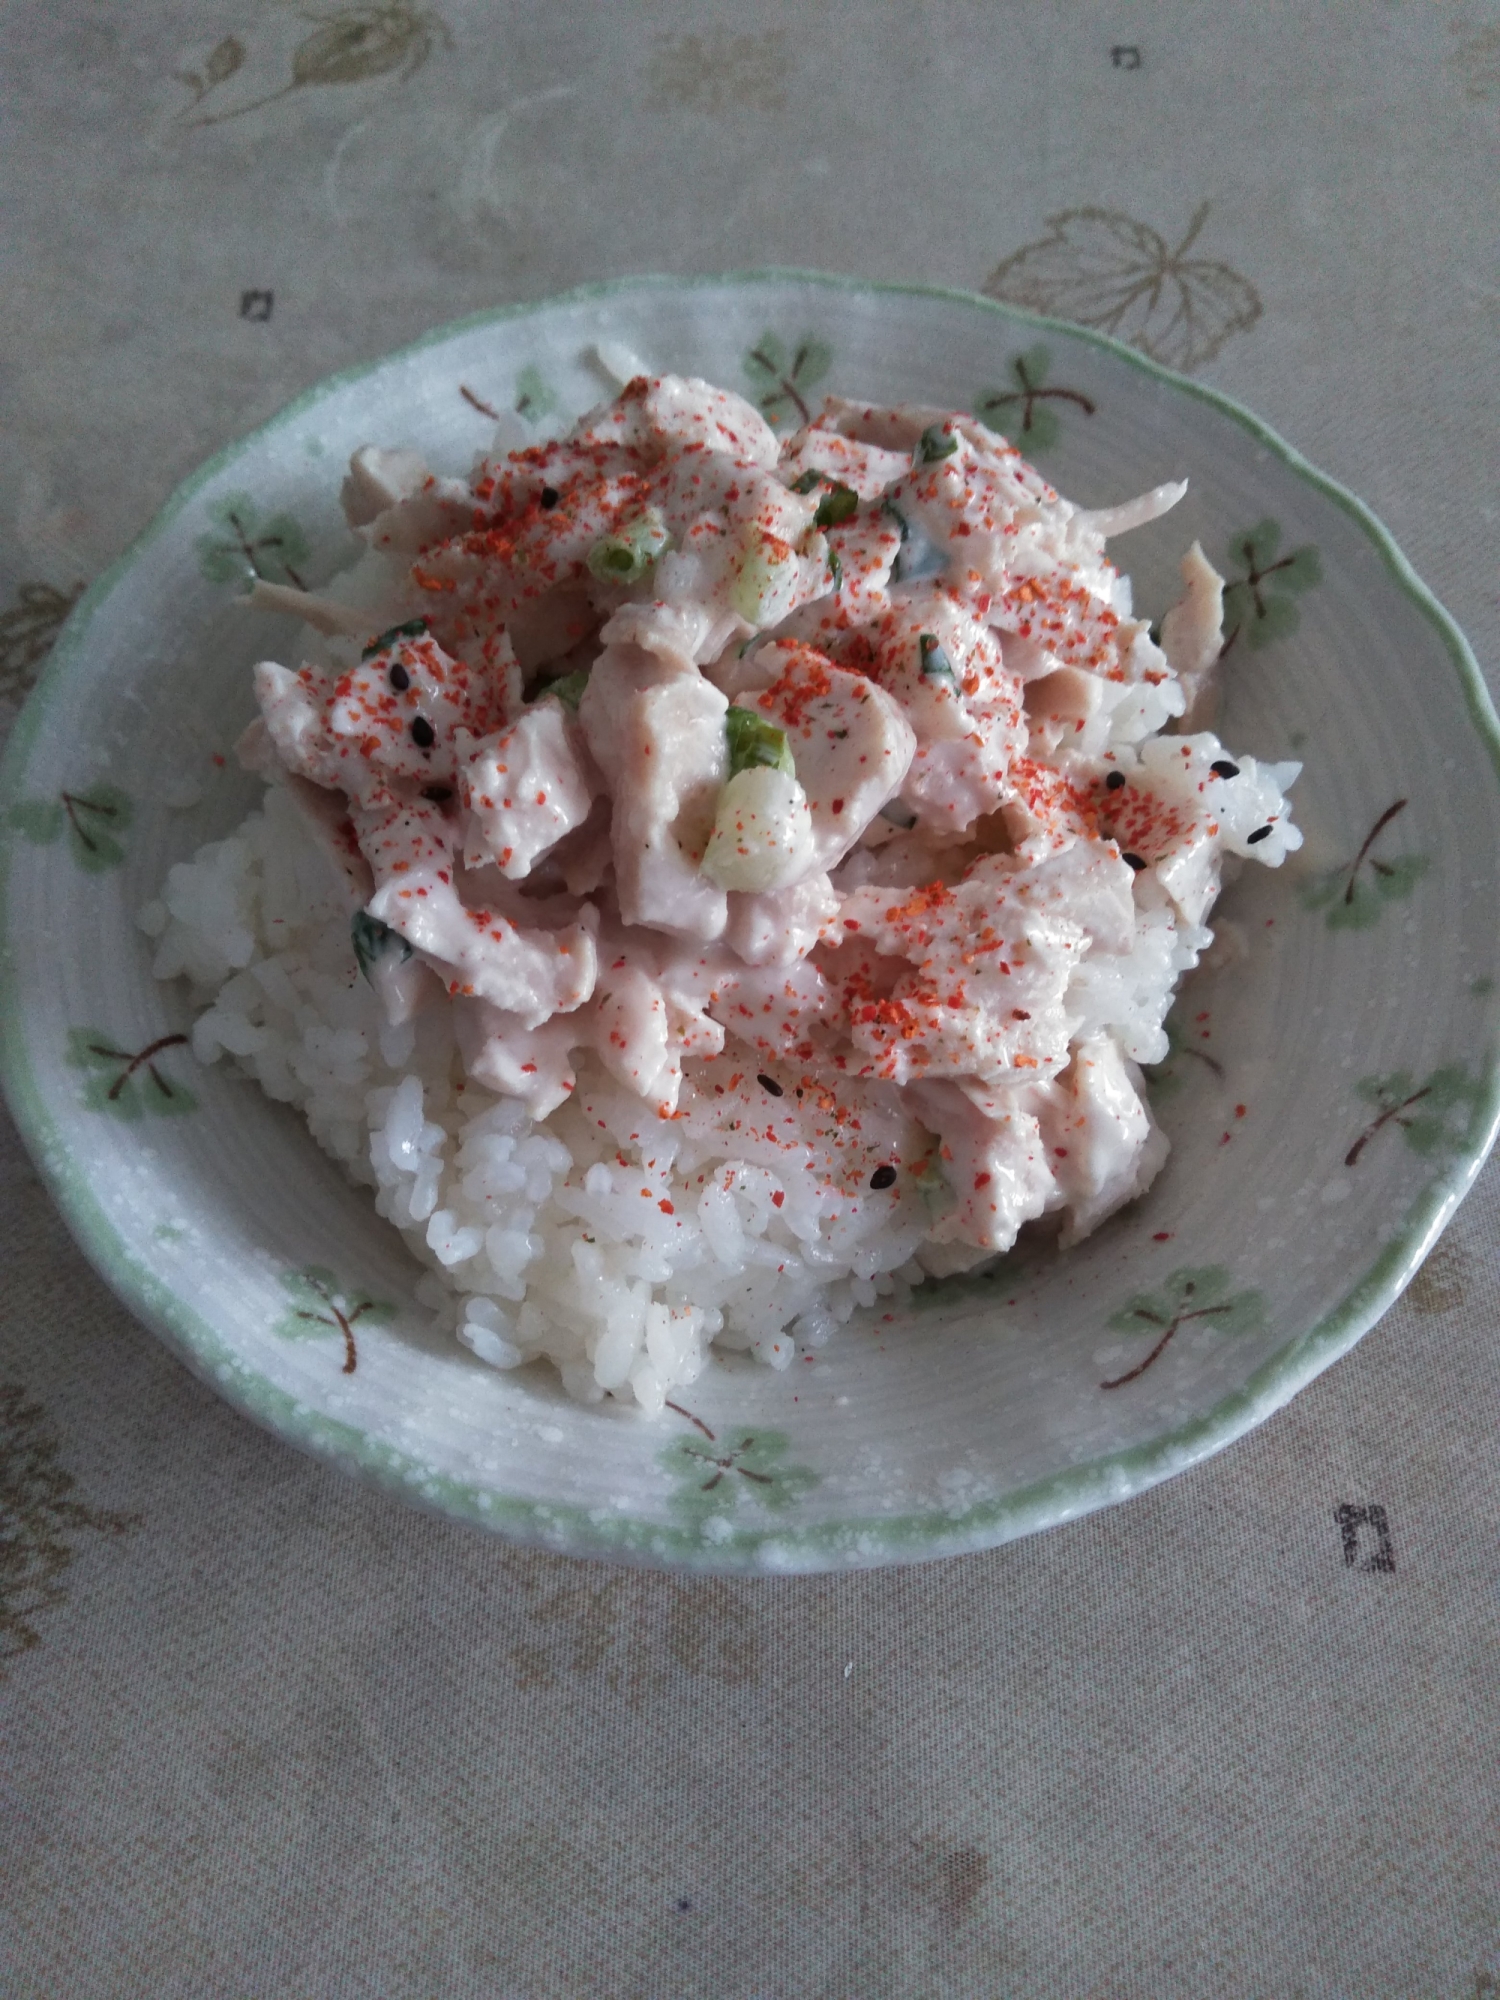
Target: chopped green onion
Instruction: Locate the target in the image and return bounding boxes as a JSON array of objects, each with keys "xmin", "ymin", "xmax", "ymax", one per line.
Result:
[
  {"xmin": 586, "ymin": 508, "xmax": 671, "ymax": 584},
  {"xmin": 881, "ymin": 500, "xmax": 910, "ymax": 582},
  {"xmin": 362, "ymin": 618, "xmax": 428, "ymax": 658},
  {"xmin": 813, "ymin": 483, "xmax": 858, "ymax": 530},
  {"xmin": 730, "ymin": 533, "xmax": 793, "ymax": 623},
  {"xmin": 726, "ymin": 705, "xmax": 794, "ymax": 778},
  {"xmin": 916, "ymin": 424, "xmax": 959, "ymax": 464},
  {"xmin": 919, "ymin": 632, "xmax": 957, "ymax": 684},
  {"xmin": 914, "ymin": 1155, "xmax": 951, "ymax": 1214},
  {"xmin": 789, "ymin": 468, "xmax": 823, "ymax": 494},
  {"xmin": 351, "ymin": 909, "xmax": 412, "ymax": 979},
  {"xmin": 539, "ymin": 667, "xmax": 590, "ymax": 710},
  {"xmin": 827, "ymin": 544, "xmax": 843, "ymax": 589}
]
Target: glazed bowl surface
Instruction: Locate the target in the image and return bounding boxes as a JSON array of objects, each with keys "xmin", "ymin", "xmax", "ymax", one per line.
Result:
[{"xmin": 3, "ymin": 271, "xmax": 1497, "ymax": 1571}]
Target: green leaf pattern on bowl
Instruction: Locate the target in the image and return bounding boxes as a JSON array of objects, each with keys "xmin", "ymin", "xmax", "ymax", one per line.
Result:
[
  {"xmin": 1221, "ymin": 517, "xmax": 1322, "ymax": 653},
  {"xmin": 274, "ymin": 1266, "xmax": 391, "ymax": 1375},
  {"xmin": 8, "ymin": 784, "xmax": 133, "ymax": 872},
  {"xmin": 195, "ymin": 493, "xmax": 311, "ymax": 591},
  {"xmin": 1102, "ymin": 1266, "xmax": 1267, "ymax": 1390},
  {"xmin": 1345, "ymin": 1065, "xmax": 1487, "ymax": 1169},
  {"xmin": 660, "ymin": 1423, "xmax": 820, "ymax": 1523},
  {"xmin": 513, "ymin": 364, "xmax": 558, "ymax": 422},
  {"xmin": 1300, "ymin": 798, "xmax": 1429, "ymax": 931},
  {"xmin": 973, "ymin": 344, "xmax": 1097, "ymax": 453},
  {"xmin": 742, "ymin": 331, "xmax": 833, "ymax": 428},
  {"xmin": 65, "ymin": 1027, "xmax": 197, "ymax": 1120}
]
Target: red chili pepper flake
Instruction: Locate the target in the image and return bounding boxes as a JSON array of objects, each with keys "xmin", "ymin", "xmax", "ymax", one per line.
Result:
[
  {"xmin": 211, "ymin": 753, "xmax": 225, "ymax": 768},
  {"xmin": 771, "ymin": 1190, "xmax": 785, "ymax": 1208},
  {"xmin": 974, "ymin": 1172, "xmax": 992, "ymax": 1189},
  {"xmin": 1235, "ymin": 1104, "xmax": 1247, "ymax": 1118},
  {"xmin": 1152, "ymin": 1231, "xmax": 1172, "ymax": 1241},
  {"xmin": 659, "ymin": 1199, "xmax": 675, "ymax": 1215}
]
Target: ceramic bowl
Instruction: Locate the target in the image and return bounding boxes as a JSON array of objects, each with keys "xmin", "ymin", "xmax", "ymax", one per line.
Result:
[{"xmin": 4, "ymin": 272, "xmax": 1498, "ymax": 1572}]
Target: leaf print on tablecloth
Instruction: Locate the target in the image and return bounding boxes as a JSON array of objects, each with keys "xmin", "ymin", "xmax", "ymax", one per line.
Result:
[
  {"xmin": 1100, "ymin": 1266, "xmax": 1265, "ymax": 1389},
  {"xmin": 8, "ymin": 785, "xmax": 133, "ymax": 872},
  {"xmin": 983, "ymin": 204, "xmax": 1261, "ymax": 372},
  {"xmin": 744, "ymin": 332, "xmax": 833, "ymax": 428},
  {"xmin": 274, "ymin": 1266, "xmax": 390, "ymax": 1374},
  {"xmin": 1344, "ymin": 1065, "xmax": 1487, "ymax": 1169},
  {"xmin": 660, "ymin": 1411, "xmax": 818, "ymax": 1524},
  {"xmin": 506, "ymin": 1557, "xmax": 762, "ymax": 1702},
  {"xmin": 1, "ymin": 1383, "xmax": 138, "ymax": 1676},
  {"xmin": 974, "ymin": 345, "xmax": 1096, "ymax": 453},
  {"xmin": 177, "ymin": 6, "xmax": 451, "ymax": 129},
  {"xmin": 174, "ymin": 33, "xmax": 246, "ymax": 111},
  {"xmin": 647, "ymin": 29, "xmax": 788, "ymax": 112},
  {"xmin": 0, "ymin": 581, "xmax": 84, "ymax": 704},
  {"xmin": 1451, "ymin": 20, "xmax": 1500, "ymax": 100},
  {"xmin": 1408, "ymin": 1236, "xmax": 1472, "ymax": 1317},
  {"xmin": 1219, "ymin": 518, "xmax": 1322, "ymax": 656},
  {"xmin": 67, "ymin": 1028, "xmax": 197, "ymax": 1120},
  {"xmin": 1300, "ymin": 799, "xmax": 1429, "ymax": 931},
  {"xmin": 196, "ymin": 494, "xmax": 310, "ymax": 591}
]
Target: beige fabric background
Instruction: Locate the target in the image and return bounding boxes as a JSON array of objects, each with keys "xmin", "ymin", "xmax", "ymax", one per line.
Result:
[{"xmin": 4, "ymin": 4, "xmax": 1500, "ymax": 1994}]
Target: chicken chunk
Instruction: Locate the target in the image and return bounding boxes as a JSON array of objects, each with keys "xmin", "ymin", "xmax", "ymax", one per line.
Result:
[
  {"xmin": 739, "ymin": 641, "xmax": 917, "ymax": 871},
  {"xmin": 577, "ymin": 627, "xmax": 731, "ymax": 940},
  {"xmin": 460, "ymin": 699, "xmax": 601, "ymax": 881}
]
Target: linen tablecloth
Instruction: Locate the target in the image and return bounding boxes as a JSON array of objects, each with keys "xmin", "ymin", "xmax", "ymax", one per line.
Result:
[{"xmin": 4, "ymin": 6, "xmax": 1500, "ymax": 1993}]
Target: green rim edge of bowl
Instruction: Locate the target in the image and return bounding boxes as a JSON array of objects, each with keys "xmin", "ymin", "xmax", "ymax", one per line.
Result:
[{"xmin": 3, "ymin": 267, "xmax": 1498, "ymax": 1574}]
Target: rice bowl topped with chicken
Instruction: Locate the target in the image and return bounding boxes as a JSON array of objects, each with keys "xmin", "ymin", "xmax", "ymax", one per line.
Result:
[{"xmin": 141, "ymin": 363, "xmax": 1302, "ymax": 1417}]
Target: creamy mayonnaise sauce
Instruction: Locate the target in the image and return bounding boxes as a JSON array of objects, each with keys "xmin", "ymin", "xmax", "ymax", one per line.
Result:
[{"xmin": 244, "ymin": 373, "xmax": 1301, "ymax": 1265}]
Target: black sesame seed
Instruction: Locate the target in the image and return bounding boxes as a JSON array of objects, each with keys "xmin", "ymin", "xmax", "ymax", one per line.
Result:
[
  {"xmin": 1210, "ymin": 759, "xmax": 1240, "ymax": 779},
  {"xmin": 757, "ymin": 1073, "xmax": 784, "ymax": 1097},
  {"xmin": 410, "ymin": 716, "xmax": 435, "ymax": 749},
  {"xmin": 869, "ymin": 1164, "xmax": 898, "ymax": 1190},
  {"xmin": 1246, "ymin": 824, "xmax": 1273, "ymax": 845},
  {"xmin": 1122, "ymin": 852, "xmax": 1147, "ymax": 871},
  {"xmin": 389, "ymin": 662, "xmax": 410, "ymax": 692},
  {"xmin": 1105, "ymin": 769, "xmax": 1127, "ymax": 791},
  {"xmin": 539, "ymin": 486, "xmax": 560, "ymax": 510}
]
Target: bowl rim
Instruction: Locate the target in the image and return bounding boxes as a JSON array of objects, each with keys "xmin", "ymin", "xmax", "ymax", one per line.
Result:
[{"xmin": 4, "ymin": 265, "xmax": 1499, "ymax": 1573}]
